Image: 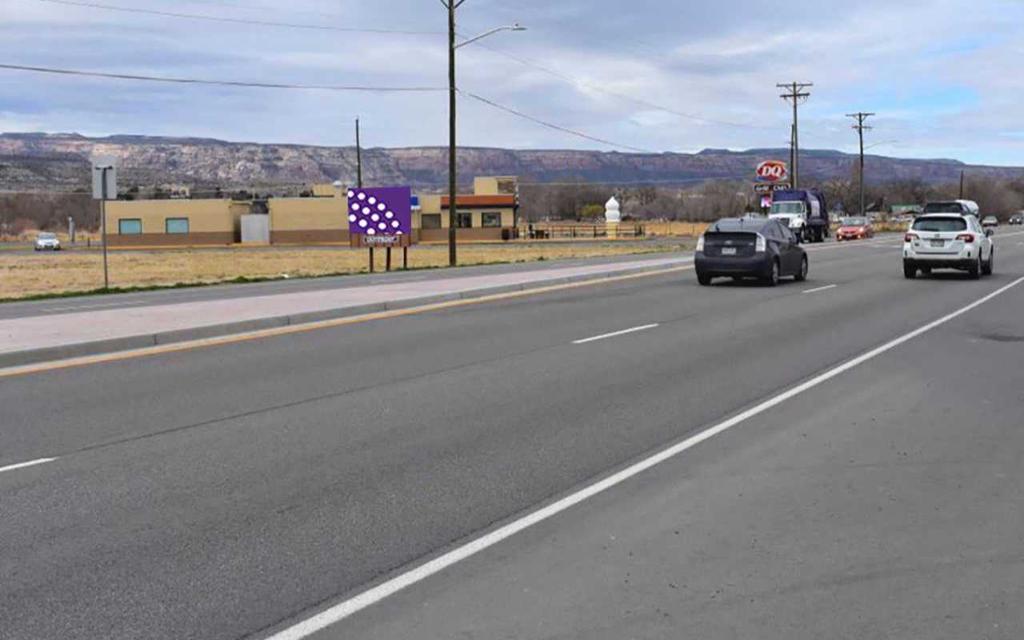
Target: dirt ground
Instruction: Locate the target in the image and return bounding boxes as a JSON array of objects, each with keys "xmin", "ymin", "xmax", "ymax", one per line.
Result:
[{"xmin": 0, "ymin": 240, "xmax": 690, "ymax": 300}]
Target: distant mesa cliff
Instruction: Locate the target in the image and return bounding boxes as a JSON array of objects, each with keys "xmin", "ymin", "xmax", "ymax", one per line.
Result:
[{"xmin": 0, "ymin": 132, "xmax": 1021, "ymax": 193}]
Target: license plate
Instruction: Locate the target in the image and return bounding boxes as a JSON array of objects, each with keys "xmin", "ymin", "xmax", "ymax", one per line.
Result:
[
  {"xmin": 721, "ymin": 247, "xmax": 737, "ymax": 255},
  {"xmin": 930, "ymin": 239, "xmax": 945, "ymax": 247}
]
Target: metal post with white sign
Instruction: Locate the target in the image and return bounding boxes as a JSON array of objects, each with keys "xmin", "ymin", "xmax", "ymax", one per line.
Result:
[{"xmin": 92, "ymin": 157, "xmax": 117, "ymax": 290}]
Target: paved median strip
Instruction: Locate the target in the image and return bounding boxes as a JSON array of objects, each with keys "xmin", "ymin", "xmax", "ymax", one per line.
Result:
[
  {"xmin": 0, "ymin": 264, "xmax": 693, "ymax": 378},
  {"xmin": 263, "ymin": 275, "xmax": 1024, "ymax": 640},
  {"xmin": 573, "ymin": 324, "xmax": 660, "ymax": 345}
]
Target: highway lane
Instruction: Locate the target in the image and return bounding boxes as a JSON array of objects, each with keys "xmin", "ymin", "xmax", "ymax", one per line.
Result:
[
  {"xmin": 1, "ymin": 237, "xmax": 1020, "ymax": 639},
  {"xmin": 333, "ymin": 275, "xmax": 1024, "ymax": 640},
  {"xmin": 1, "ymin": 237, "xmax": 900, "ymax": 462}
]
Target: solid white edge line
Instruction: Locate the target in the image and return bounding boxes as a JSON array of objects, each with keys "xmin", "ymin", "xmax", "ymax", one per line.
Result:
[
  {"xmin": 0, "ymin": 457, "xmax": 57, "ymax": 474},
  {"xmin": 803, "ymin": 284, "xmax": 838, "ymax": 294},
  {"xmin": 572, "ymin": 324, "xmax": 660, "ymax": 345},
  {"xmin": 264, "ymin": 274, "xmax": 1024, "ymax": 640}
]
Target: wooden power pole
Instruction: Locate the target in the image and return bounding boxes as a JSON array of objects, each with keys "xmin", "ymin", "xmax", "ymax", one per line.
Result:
[
  {"xmin": 846, "ymin": 112, "xmax": 875, "ymax": 216},
  {"xmin": 777, "ymin": 82, "xmax": 813, "ymax": 189}
]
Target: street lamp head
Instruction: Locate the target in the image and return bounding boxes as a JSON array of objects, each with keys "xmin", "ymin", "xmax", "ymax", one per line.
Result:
[{"xmin": 455, "ymin": 23, "xmax": 527, "ymax": 49}]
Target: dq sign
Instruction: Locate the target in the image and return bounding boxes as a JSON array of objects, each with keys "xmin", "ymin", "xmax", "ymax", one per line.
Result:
[
  {"xmin": 347, "ymin": 186, "xmax": 412, "ymax": 237},
  {"xmin": 755, "ymin": 160, "xmax": 789, "ymax": 183}
]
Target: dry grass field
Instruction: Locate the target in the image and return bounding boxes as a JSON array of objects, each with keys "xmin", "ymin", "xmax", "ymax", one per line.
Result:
[{"xmin": 0, "ymin": 241, "xmax": 689, "ymax": 300}]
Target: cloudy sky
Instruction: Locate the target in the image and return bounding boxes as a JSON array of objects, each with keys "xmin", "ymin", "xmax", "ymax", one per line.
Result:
[{"xmin": 1, "ymin": 0, "xmax": 1022, "ymax": 164}]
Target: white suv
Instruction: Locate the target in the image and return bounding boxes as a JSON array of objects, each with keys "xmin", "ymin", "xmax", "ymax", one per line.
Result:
[{"xmin": 903, "ymin": 213, "xmax": 994, "ymax": 279}]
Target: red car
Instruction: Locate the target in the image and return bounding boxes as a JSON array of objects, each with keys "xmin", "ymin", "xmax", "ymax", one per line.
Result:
[{"xmin": 836, "ymin": 217, "xmax": 874, "ymax": 241}]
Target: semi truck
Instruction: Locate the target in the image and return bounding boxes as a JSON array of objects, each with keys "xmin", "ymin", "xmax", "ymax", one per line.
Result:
[{"xmin": 768, "ymin": 189, "xmax": 830, "ymax": 243}]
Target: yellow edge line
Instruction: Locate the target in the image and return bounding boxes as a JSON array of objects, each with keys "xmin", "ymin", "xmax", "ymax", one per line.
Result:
[{"xmin": 0, "ymin": 264, "xmax": 693, "ymax": 379}]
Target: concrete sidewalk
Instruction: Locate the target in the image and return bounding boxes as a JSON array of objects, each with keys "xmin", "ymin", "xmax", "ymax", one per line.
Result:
[{"xmin": 0, "ymin": 254, "xmax": 691, "ymax": 367}]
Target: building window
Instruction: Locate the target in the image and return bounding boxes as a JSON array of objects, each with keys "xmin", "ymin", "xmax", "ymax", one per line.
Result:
[
  {"xmin": 482, "ymin": 212, "xmax": 502, "ymax": 228},
  {"xmin": 497, "ymin": 179, "xmax": 516, "ymax": 195},
  {"xmin": 456, "ymin": 211, "xmax": 473, "ymax": 228},
  {"xmin": 165, "ymin": 218, "xmax": 190, "ymax": 234},
  {"xmin": 118, "ymin": 219, "xmax": 142, "ymax": 235},
  {"xmin": 422, "ymin": 214, "xmax": 442, "ymax": 229}
]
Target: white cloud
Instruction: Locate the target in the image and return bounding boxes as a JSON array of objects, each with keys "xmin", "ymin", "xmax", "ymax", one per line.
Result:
[{"xmin": 0, "ymin": 0, "xmax": 1021, "ymax": 164}]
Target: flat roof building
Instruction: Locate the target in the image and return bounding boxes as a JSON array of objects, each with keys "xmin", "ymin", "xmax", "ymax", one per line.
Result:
[{"xmin": 103, "ymin": 177, "xmax": 518, "ymax": 247}]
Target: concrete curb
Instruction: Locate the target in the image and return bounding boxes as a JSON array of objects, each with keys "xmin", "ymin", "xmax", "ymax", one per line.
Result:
[{"xmin": 0, "ymin": 261, "xmax": 689, "ymax": 369}]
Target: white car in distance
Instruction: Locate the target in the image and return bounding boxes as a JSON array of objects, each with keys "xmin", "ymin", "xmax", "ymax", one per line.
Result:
[
  {"xmin": 34, "ymin": 232, "xmax": 62, "ymax": 251},
  {"xmin": 903, "ymin": 212, "xmax": 993, "ymax": 279}
]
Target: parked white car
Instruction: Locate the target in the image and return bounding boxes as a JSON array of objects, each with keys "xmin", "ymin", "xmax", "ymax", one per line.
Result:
[
  {"xmin": 903, "ymin": 213, "xmax": 993, "ymax": 279},
  {"xmin": 34, "ymin": 232, "xmax": 61, "ymax": 251}
]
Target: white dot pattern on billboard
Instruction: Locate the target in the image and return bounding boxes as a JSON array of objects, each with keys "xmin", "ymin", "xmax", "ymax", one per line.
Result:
[{"xmin": 347, "ymin": 187, "xmax": 413, "ymax": 237}]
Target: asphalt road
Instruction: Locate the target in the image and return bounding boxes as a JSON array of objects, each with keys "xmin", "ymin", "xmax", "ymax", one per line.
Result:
[{"xmin": 2, "ymin": 232, "xmax": 1023, "ymax": 639}]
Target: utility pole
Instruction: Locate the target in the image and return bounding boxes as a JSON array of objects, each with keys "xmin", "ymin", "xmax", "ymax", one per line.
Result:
[
  {"xmin": 355, "ymin": 117, "xmax": 363, "ymax": 188},
  {"xmin": 440, "ymin": 6, "xmax": 524, "ymax": 264},
  {"xmin": 959, "ymin": 170, "xmax": 965, "ymax": 199},
  {"xmin": 444, "ymin": 0, "xmax": 460, "ymax": 267},
  {"xmin": 789, "ymin": 124, "xmax": 796, "ymax": 184},
  {"xmin": 846, "ymin": 112, "xmax": 875, "ymax": 216},
  {"xmin": 777, "ymin": 82, "xmax": 812, "ymax": 189}
]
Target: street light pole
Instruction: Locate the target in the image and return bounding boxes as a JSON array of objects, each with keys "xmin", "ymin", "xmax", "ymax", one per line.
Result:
[
  {"xmin": 443, "ymin": 3, "xmax": 524, "ymax": 267},
  {"xmin": 447, "ymin": 0, "xmax": 458, "ymax": 266}
]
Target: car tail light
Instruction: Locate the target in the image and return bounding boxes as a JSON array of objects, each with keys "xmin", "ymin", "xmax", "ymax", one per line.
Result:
[
  {"xmin": 755, "ymin": 234, "xmax": 767, "ymax": 252},
  {"xmin": 696, "ymin": 235, "xmax": 705, "ymax": 252},
  {"xmin": 957, "ymin": 233, "xmax": 975, "ymax": 243},
  {"xmin": 904, "ymin": 233, "xmax": 918, "ymax": 242}
]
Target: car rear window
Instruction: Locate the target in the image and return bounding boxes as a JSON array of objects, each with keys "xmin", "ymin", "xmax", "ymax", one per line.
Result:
[
  {"xmin": 923, "ymin": 202, "xmax": 965, "ymax": 214},
  {"xmin": 912, "ymin": 217, "xmax": 967, "ymax": 232}
]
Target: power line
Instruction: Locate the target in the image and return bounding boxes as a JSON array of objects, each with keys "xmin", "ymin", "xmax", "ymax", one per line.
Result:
[
  {"xmin": 465, "ymin": 39, "xmax": 772, "ymax": 131},
  {"xmin": 0, "ymin": 63, "xmax": 446, "ymax": 92},
  {"xmin": 28, "ymin": 0, "xmax": 441, "ymax": 35},
  {"xmin": 458, "ymin": 90, "xmax": 656, "ymax": 154}
]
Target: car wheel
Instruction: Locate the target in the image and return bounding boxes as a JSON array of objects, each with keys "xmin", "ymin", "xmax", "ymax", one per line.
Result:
[
  {"xmin": 697, "ymin": 272, "xmax": 712, "ymax": 286},
  {"xmin": 765, "ymin": 259, "xmax": 780, "ymax": 287},
  {"xmin": 903, "ymin": 262, "xmax": 917, "ymax": 279},
  {"xmin": 794, "ymin": 255, "xmax": 808, "ymax": 282},
  {"xmin": 982, "ymin": 249, "xmax": 994, "ymax": 276},
  {"xmin": 968, "ymin": 255, "xmax": 981, "ymax": 280}
]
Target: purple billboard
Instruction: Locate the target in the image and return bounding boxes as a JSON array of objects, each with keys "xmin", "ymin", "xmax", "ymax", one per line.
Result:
[{"xmin": 347, "ymin": 186, "xmax": 412, "ymax": 237}]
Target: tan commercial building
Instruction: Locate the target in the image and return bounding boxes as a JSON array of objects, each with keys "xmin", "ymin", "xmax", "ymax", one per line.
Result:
[
  {"xmin": 418, "ymin": 177, "xmax": 518, "ymax": 242},
  {"xmin": 104, "ymin": 199, "xmax": 248, "ymax": 247},
  {"xmin": 268, "ymin": 196, "xmax": 349, "ymax": 245},
  {"xmin": 103, "ymin": 176, "xmax": 518, "ymax": 247}
]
